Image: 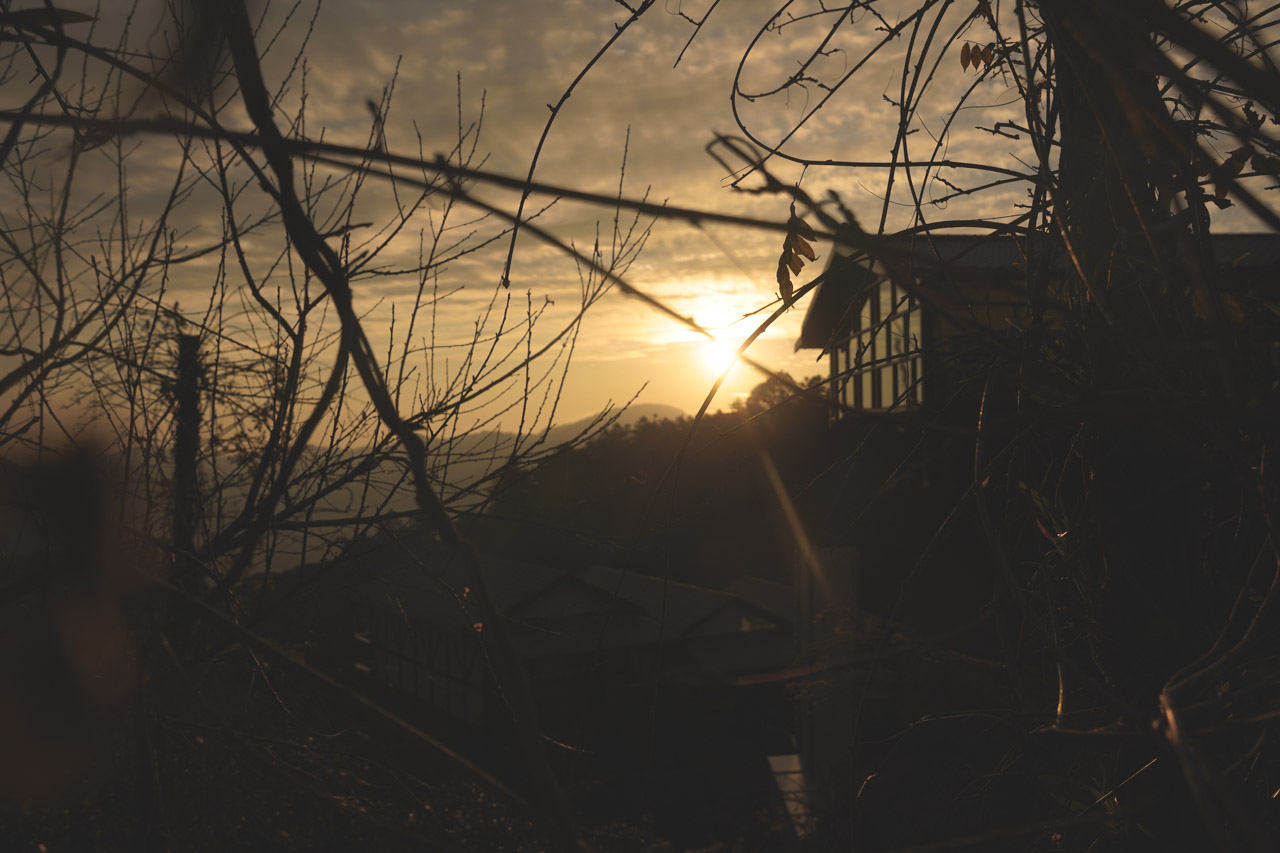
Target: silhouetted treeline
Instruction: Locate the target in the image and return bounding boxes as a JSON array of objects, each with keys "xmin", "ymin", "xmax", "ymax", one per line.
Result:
[{"xmin": 482, "ymin": 375, "xmax": 828, "ymax": 589}]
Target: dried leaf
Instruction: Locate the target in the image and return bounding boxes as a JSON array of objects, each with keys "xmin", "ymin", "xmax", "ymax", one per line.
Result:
[
  {"xmin": 982, "ymin": 44, "xmax": 994, "ymax": 68},
  {"xmin": 776, "ymin": 203, "xmax": 818, "ymax": 300},
  {"xmin": 960, "ymin": 43, "xmax": 971, "ymax": 70},
  {"xmin": 790, "ymin": 233, "xmax": 816, "ymax": 262},
  {"xmin": 788, "ymin": 214, "xmax": 817, "ymax": 241},
  {"xmin": 1223, "ymin": 146, "xmax": 1252, "ymax": 176},
  {"xmin": 776, "ymin": 256, "xmax": 794, "ymax": 300},
  {"xmin": 1253, "ymin": 153, "xmax": 1280, "ymax": 176},
  {"xmin": 977, "ymin": 0, "xmax": 996, "ymax": 28},
  {"xmin": 1244, "ymin": 101, "xmax": 1266, "ymax": 131}
]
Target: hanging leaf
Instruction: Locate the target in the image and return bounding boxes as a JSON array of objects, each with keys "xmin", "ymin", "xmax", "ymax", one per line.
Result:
[
  {"xmin": 776, "ymin": 262, "xmax": 793, "ymax": 300},
  {"xmin": 776, "ymin": 203, "xmax": 819, "ymax": 301},
  {"xmin": 982, "ymin": 44, "xmax": 994, "ymax": 68},
  {"xmin": 960, "ymin": 43, "xmax": 971, "ymax": 70},
  {"xmin": 790, "ymin": 233, "xmax": 815, "ymax": 262},
  {"xmin": 789, "ymin": 211, "xmax": 817, "ymax": 241},
  {"xmin": 788, "ymin": 215, "xmax": 817, "ymax": 262}
]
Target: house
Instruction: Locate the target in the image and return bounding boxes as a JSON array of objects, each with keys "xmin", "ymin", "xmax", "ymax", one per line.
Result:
[
  {"xmin": 797, "ymin": 231, "xmax": 1280, "ymax": 414},
  {"xmin": 787, "ymin": 230, "xmax": 1280, "ymax": 842}
]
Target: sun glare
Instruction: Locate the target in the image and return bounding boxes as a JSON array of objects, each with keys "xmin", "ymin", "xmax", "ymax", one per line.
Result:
[
  {"xmin": 699, "ymin": 335, "xmax": 741, "ymax": 374},
  {"xmin": 652, "ymin": 284, "xmax": 760, "ymax": 380}
]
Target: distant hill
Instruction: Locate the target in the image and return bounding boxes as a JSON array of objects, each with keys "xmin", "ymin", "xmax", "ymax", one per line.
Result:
[
  {"xmin": 541, "ymin": 403, "xmax": 684, "ymax": 447},
  {"xmin": 31, "ymin": 403, "xmax": 687, "ymax": 575},
  {"xmin": 608, "ymin": 402, "xmax": 686, "ymax": 425}
]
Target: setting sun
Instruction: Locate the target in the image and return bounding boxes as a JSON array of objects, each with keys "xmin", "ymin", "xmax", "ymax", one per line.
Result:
[
  {"xmin": 654, "ymin": 293, "xmax": 760, "ymax": 382},
  {"xmin": 699, "ymin": 334, "xmax": 742, "ymax": 374}
]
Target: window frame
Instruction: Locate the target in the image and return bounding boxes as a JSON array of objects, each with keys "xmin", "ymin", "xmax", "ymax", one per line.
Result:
[{"xmin": 833, "ymin": 276, "xmax": 924, "ymax": 411}]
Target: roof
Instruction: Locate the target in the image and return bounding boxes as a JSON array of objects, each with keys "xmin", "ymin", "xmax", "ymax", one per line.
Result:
[
  {"xmin": 796, "ymin": 231, "xmax": 1280, "ymax": 351},
  {"xmin": 797, "ymin": 232, "xmax": 1031, "ymax": 351}
]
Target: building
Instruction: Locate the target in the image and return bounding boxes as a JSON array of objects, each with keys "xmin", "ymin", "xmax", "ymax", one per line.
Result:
[
  {"xmin": 787, "ymin": 229, "xmax": 1280, "ymax": 843},
  {"xmin": 797, "ymin": 231, "xmax": 1280, "ymax": 414}
]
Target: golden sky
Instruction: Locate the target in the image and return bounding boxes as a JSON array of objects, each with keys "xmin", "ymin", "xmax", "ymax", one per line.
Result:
[
  {"xmin": 299, "ymin": 0, "xmax": 840, "ymax": 421},
  {"xmin": 25, "ymin": 0, "xmax": 1268, "ymax": 433},
  {"xmin": 277, "ymin": 0, "xmax": 1011, "ymax": 422}
]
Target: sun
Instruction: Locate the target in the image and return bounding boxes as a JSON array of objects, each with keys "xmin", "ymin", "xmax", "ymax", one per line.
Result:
[{"xmin": 699, "ymin": 334, "xmax": 741, "ymax": 374}]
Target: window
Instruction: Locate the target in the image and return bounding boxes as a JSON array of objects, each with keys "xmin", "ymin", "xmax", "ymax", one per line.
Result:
[{"xmin": 835, "ymin": 277, "xmax": 923, "ymax": 409}]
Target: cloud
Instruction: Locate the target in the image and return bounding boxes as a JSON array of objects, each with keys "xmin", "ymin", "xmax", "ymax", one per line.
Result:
[{"xmin": 13, "ymin": 1, "xmax": 1169, "ymax": 427}]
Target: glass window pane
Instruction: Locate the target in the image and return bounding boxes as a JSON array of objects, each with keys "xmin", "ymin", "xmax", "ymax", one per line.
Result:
[{"xmin": 878, "ymin": 281, "xmax": 894, "ymax": 325}]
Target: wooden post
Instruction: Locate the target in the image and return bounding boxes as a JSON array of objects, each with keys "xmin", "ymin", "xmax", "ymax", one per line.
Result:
[{"xmin": 171, "ymin": 333, "xmax": 201, "ymax": 598}]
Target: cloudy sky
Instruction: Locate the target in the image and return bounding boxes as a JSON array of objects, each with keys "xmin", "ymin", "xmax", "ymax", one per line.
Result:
[
  {"xmin": 29, "ymin": 0, "xmax": 1266, "ymax": 431},
  {"xmin": 289, "ymin": 0, "xmax": 873, "ymax": 421},
  {"xmin": 280, "ymin": 0, "xmax": 1006, "ymax": 421}
]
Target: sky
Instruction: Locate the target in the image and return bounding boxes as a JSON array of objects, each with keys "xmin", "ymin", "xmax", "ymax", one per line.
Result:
[
  {"xmin": 20, "ymin": 0, "xmax": 1268, "ymax": 434},
  {"xmin": 294, "ymin": 0, "xmax": 857, "ymax": 422},
  {"xmin": 277, "ymin": 0, "xmax": 1004, "ymax": 422}
]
